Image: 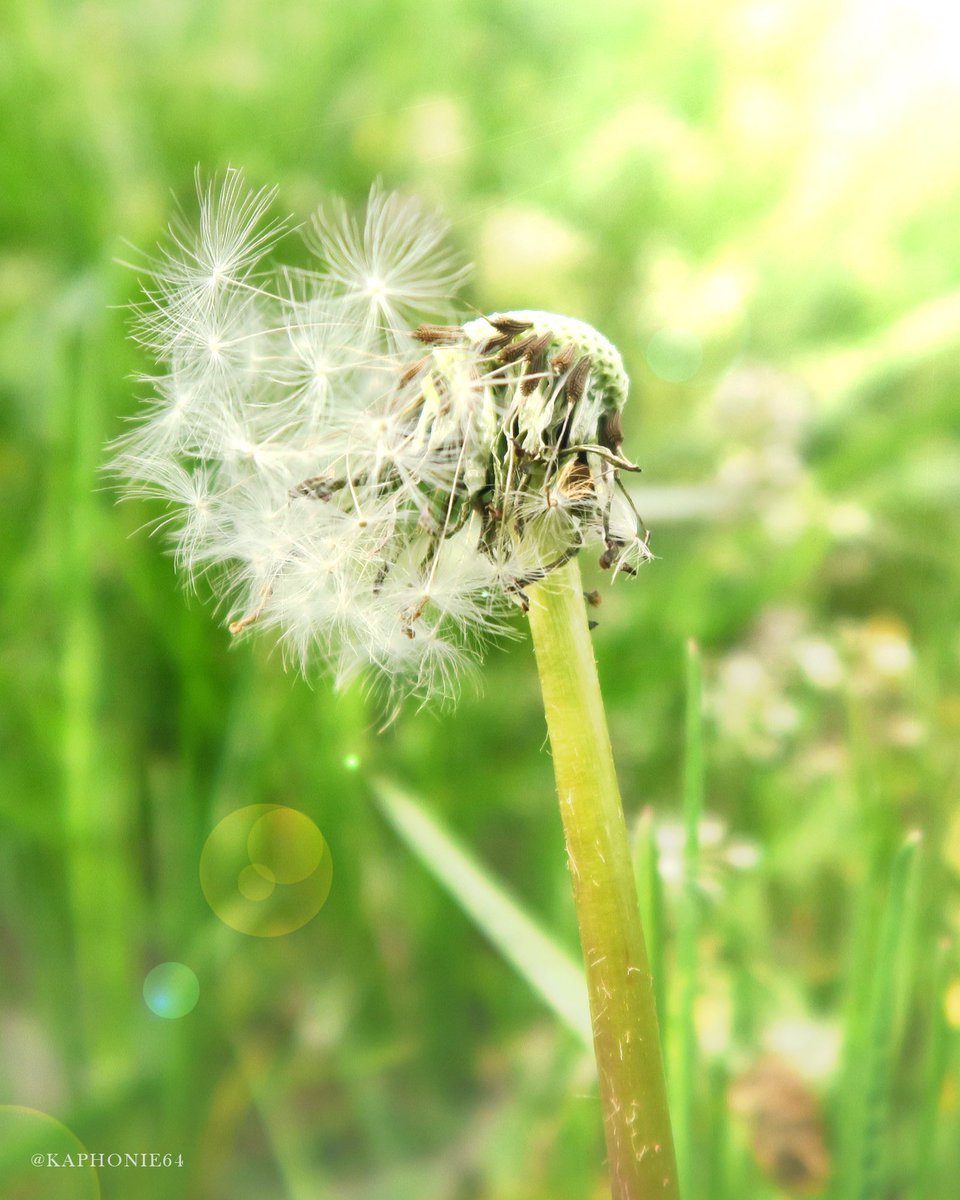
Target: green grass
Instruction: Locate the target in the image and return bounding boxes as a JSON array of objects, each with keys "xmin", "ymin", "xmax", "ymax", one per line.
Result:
[
  {"xmin": 841, "ymin": 833, "xmax": 921, "ymax": 1200},
  {"xmin": 1, "ymin": 1, "xmax": 959, "ymax": 1197}
]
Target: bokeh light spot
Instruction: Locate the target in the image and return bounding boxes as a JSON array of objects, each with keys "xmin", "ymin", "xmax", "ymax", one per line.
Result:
[
  {"xmin": 238, "ymin": 863, "xmax": 276, "ymax": 901},
  {"xmin": 343, "ymin": 753, "xmax": 361, "ymax": 771},
  {"xmin": 200, "ymin": 805, "xmax": 333, "ymax": 937},
  {"xmin": 247, "ymin": 808, "xmax": 324, "ymax": 885},
  {"xmin": 142, "ymin": 962, "xmax": 200, "ymax": 1020},
  {"xmin": 945, "ymin": 978, "xmax": 960, "ymax": 1028},
  {"xmin": 0, "ymin": 1106, "xmax": 100, "ymax": 1198},
  {"xmin": 645, "ymin": 327, "xmax": 703, "ymax": 383}
]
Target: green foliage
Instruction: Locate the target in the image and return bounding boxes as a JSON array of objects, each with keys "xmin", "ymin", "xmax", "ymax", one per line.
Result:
[
  {"xmin": 840, "ymin": 833, "xmax": 921, "ymax": 1200},
  {"xmin": 1, "ymin": 1, "xmax": 959, "ymax": 1197},
  {"xmin": 373, "ymin": 779, "xmax": 591, "ymax": 1047}
]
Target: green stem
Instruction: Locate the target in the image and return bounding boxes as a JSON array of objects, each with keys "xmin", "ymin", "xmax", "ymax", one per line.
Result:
[
  {"xmin": 528, "ymin": 559, "xmax": 679, "ymax": 1200},
  {"xmin": 675, "ymin": 641, "xmax": 704, "ymax": 1196}
]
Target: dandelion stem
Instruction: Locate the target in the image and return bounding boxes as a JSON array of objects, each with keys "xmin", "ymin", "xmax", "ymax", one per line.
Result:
[{"xmin": 528, "ymin": 558, "xmax": 679, "ymax": 1200}]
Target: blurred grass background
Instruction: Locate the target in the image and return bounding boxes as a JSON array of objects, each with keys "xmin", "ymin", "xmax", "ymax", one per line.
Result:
[{"xmin": 1, "ymin": 0, "xmax": 959, "ymax": 1196}]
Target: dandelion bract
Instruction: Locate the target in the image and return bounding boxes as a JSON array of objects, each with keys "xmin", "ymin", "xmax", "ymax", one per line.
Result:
[{"xmin": 113, "ymin": 171, "xmax": 650, "ymax": 704}]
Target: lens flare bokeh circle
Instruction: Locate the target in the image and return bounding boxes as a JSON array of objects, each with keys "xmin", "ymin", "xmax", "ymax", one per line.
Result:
[
  {"xmin": 142, "ymin": 962, "xmax": 200, "ymax": 1019},
  {"xmin": 200, "ymin": 805, "xmax": 332, "ymax": 937},
  {"xmin": 0, "ymin": 1106, "xmax": 100, "ymax": 1199}
]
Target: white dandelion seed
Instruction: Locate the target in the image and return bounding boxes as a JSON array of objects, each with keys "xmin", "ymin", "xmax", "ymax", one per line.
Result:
[
  {"xmin": 111, "ymin": 171, "xmax": 651, "ymax": 705},
  {"xmin": 307, "ymin": 181, "xmax": 470, "ymax": 349}
]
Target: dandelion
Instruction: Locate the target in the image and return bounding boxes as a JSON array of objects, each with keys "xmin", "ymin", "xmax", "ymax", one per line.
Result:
[
  {"xmin": 113, "ymin": 170, "xmax": 651, "ymax": 709},
  {"xmin": 112, "ymin": 171, "xmax": 676, "ymax": 1199}
]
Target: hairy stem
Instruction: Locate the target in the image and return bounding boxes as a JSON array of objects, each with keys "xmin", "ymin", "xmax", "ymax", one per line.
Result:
[{"xmin": 528, "ymin": 559, "xmax": 679, "ymax": 1200}]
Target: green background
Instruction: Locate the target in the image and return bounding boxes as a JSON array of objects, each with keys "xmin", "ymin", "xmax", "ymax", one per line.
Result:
[{"xmin": 1, "ymin": 0, "xmax": 958, "ymax": 1196}]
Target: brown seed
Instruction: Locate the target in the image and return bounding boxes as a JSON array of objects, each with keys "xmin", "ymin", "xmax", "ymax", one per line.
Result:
[
  {"xmin": 479, "ymin": 330, "xmax": 514, "ymax": 355},
  {"xmin": 413, "ymin": 324, "xmax": 465, "ymax": 345},
  {"xmin": 523, "ymin": 331, "xmax": 554, "ymax": 363},
  {"xmin": 551, "ymin": 342, "xmax": 577, "ymax": 372},
  {"xmin": 289, "ymin": 474, "xmax": 341, "ymax": 501},
  {"xmin": 489, "ymin": 314, "xmax": 534, "ymax": 335},
  {"xmin": 601, "ymin": 409, "xmax": 624, "ymax": 451},
  {"xmin": 498, "ymin": 333, "xmax": 537, "ymax": 364},
  {"xmin": 521, "ymin": 331, "xmax": 554, "ymax": 395},
  {"xmin": 398, "ymin": 355, "xmax": 430, "ymax": 389},
  {"xmin": 564, "ymin": 355, "xmax": 592, "ymax": 407}
]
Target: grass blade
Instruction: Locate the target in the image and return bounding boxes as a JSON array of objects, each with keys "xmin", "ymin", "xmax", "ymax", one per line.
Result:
[
  {"xmin": 371, "ymin": 778, "xmax": 592, "ymax": 1048},
  {"xmin": 911, "ymin": 938, "xmax": 952, "ymax": 1200},
  {"xmin": 55, "ymin": 287, "xmax": 141, "ymax": 1092},
  {"xmin": 674, "ymin": 639, "xmax": 705, "ymax": 1197},
  {"xmin": 844, "ymin": 831, "xmax": 921, "ymax": 1200},
  {"xmin": 634, "ymin": 805, "xmax": 667, "ymax": 1051}
]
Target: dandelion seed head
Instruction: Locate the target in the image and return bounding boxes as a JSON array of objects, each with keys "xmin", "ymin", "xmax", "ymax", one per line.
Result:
[{"xmin": 111, "ymin": 172, "xmax": 650, "ymax": 704}]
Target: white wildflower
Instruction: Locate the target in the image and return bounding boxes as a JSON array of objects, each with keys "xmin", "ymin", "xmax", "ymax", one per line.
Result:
[
  {"xmin": 111, "ymin": 170, "xmax": 649, "ymax": 705},
  {"xmin": 794, "ymin": 636, "xmax": 844, "ymax": 690},
  {"xmin": 654, "ymin": 812, "xmax": 760, "ymax": 899}
]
